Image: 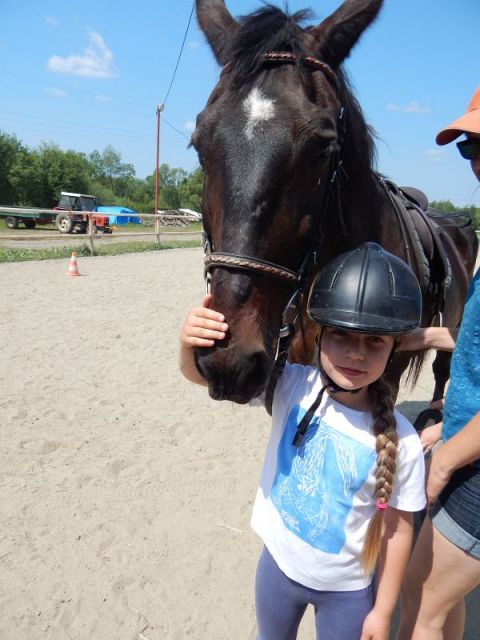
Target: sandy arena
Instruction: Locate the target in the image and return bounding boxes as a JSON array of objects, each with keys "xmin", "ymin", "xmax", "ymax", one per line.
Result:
[{"xmin": 0, "ymin": 248, "xmax": 478, "ymax": 639}]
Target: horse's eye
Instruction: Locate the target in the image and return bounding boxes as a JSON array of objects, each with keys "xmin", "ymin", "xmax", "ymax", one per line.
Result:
[
  {"xmin": 302, "ymin": 138, "xmax": 335, "ymax": 163},
  {"xmin": 312, "ymin": 147, "xmax": 330, "ymax": 161}
]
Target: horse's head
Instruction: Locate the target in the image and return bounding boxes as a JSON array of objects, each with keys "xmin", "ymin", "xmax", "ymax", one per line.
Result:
[{"xmin": 192, "ymin": 0, "xmax": 382, "ymax": 403}]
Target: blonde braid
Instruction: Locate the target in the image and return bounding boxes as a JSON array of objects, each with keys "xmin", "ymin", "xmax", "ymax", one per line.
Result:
[{"xmin": 361, "ymin": 376, "xmax": 398, "ymax": 575}]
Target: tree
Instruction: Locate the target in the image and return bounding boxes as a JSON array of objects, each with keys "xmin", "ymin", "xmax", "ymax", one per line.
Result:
[
  {"xmin": 430, "ymin": 199, "xmax": 480, "ymax": 230},
  {"xmin": 178, "ymin": 167, "xmax": 203, "ymax": 211},
  {"xmin": 429, "ymin": 200, "xmax": 457, "ymax": 213},
  {"xmin": 88, "ymin": 145, "xmax": 135, "ymax": 193},
  {"xmin": 144, "ymin": 164, "xmax": 190, "ymax": 210},
  {"xmin": 32, "ymin": 143, "xmax": 91, "ymax": 207},
  {"xmin": 0, "ymin": 131, "xmax": 29, "ymax": 204}
]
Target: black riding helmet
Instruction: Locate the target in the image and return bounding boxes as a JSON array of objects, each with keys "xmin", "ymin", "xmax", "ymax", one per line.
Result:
[
  {"xmin": 307, "ymin": 242, "xmax": 422, "ymax": 335},
  {"xmin": 291, "ymin": 243, "xmax": 422, "ymax": 448}
]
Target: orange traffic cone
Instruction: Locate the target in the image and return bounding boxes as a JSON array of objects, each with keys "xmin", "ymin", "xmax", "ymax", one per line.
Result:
[{"xmin": 67, "ymin": 252, "xmax": 80, "ymax": 277}]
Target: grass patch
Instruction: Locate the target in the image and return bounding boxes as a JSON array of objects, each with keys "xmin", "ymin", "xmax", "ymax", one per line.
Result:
[
  {"xmin": 0, "ymin": 239, "xmax": 201, "ymax": 263},
  {"xmin": 114, "ymin": 221, "xmax": 203, "ymax": 233},
  {"xmin": 0, "ymin": 219, "xmax": 203, "ymax": 233}
]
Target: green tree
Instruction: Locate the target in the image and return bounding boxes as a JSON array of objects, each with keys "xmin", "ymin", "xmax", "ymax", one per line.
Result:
[
  {"xmin": 32, "ymin": 143, "xmax": 91, "ymax": 207},
  {"xmin": 430, "ymin": 199, "xmax": 457, "ymax": 213},
  {"xmin": 178, "ymin": 167, "xmax": 203, "ymax": 211},
  {"xmin": 430, "ymin": 200, "xmax": 480, "ymax": 229},
  {"xmin": 88, "ymin": 145, "xmax": 135, "ymax": 194},
  {"xmin": 160, "ymin": 164, "xmax": 188, "ymax": 209},
  {"xmin": 8, "ymin": 149, "xmax": 39, "ymax": 205},
  {"xmin": 144, "ymin": 164, "xmax": 189, "ymax": 210},
  {"xmin": 119, "ymin": 177, "xmax": 152, "ymax": 211},
  {"xmin": 0, "ymin": 131, "xmax": 30, "ymax": 204}
]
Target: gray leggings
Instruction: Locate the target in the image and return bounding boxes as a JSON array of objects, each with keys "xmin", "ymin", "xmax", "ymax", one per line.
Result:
[{"xmin": 255, "ymin": 546, "xmax": 374, "ymax": 640}]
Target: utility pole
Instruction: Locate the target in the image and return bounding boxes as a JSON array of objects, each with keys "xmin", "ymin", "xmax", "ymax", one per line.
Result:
[{"xmin": 155, "ymin": 103, "xmax": 165, "ymax": 243}]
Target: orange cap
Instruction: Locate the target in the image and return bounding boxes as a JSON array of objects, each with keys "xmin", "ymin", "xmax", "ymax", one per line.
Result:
[{"xmin": 436, "ymin": 86, "xmax": 480, "ymax": 145}]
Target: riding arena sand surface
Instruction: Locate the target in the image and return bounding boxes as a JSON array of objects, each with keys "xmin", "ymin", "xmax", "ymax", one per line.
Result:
[{"xmin": 0, "ymin": 248, "xmax": 478, "ymax": 639}]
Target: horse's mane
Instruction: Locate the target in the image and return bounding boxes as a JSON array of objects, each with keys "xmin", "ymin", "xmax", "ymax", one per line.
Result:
[
  {"xmin": 226, "ymin": 5, "xmax": 377, "ymax": 189},
  {"xmin": 227, "ymin": 5, "xmax": 314, "ymax": 83}
]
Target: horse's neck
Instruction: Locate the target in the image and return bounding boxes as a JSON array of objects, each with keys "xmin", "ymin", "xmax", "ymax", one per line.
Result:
[{"xmin": 329, "ymin": 170, "xmax": 390, "ymax": 246}]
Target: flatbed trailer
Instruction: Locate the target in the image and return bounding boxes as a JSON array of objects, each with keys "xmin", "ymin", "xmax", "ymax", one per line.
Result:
[
  {"xmin": 0, "ymin": 206, "xmax": 57, "ymax": 229},
  {"xmin": 0, "ymin": 203, "xmax": 112, "ymax": 234}
]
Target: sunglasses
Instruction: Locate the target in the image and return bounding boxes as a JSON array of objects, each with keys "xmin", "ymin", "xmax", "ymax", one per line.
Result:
[{"xmin": 456, "ymin": 138, "xmax": 480, "ymax": 160}]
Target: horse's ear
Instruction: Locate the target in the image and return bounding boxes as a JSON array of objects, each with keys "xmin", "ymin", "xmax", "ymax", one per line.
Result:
[
  {"xmin": 196, "ymin": 0, "xmax": 239, "ymax": 66},
  {"xmin": 309, "ymin": 0, "xmax": 383, "ymax": 68}
]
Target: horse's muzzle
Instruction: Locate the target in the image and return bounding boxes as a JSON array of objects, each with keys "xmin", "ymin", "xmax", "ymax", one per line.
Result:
[{"xmin": 194, "ymin": 346, "xmax": 269, "ymax": 404}]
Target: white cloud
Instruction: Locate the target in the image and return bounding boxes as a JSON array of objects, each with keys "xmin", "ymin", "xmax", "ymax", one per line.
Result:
[
  {"xmin": 47, "ymin": 31, "xmax": 117, "ymax": 78},
  {"xmin": 386, "ymin": 101, "xmax": 431, "ymax": 114},
  {"xmin": 96, "ymin": 94, "xmax": 111, "ymax": 103},
  {"xmin": 46, "ymin": 16, "xmax": 59, "ymax": 28},
  {"xmin": 47, "ymin": 87, "xmax": 67, "ymax": 99},
  {"xmin": 425, "ymin": 148, "xmax": 445, "ymax": 159},
  {"xmin": 187, "ymin": 41, "xmax": 199, "ymax": 49},
  {"xmin": 184, "ymin": 121, "xmax": 196, "ymax": 132}
]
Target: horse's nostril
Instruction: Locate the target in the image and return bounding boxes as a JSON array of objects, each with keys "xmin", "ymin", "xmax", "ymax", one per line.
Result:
[
  {"xmin": 194, "ymin": 347, "xmax": 269, "ymax": 403},
  {"xmin": 194, "ymin": 347, "xmax": 213, "ymax": 380},
  {"xmin": 236, "ymin": 350, "xmax": 268, "ymax": 392}
]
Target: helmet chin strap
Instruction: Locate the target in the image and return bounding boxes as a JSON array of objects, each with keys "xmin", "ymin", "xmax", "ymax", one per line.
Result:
[
  {"xmin": 316, "ymin": 327, "xmax": 363, "ymax": 396},
  {"xmin": 292, "ymin": 329, "xmax": 361, "ymax": 447}
]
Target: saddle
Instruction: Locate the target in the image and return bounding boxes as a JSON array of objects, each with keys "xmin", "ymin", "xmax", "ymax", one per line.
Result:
[{"xmin": 378, "ymin": 176, "xmax": 473, "ymax": 323}]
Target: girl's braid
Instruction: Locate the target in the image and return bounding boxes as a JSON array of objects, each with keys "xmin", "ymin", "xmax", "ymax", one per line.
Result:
[{"xmin": 361, "ymin": 376, "xmax": 399, "ymax": 575}]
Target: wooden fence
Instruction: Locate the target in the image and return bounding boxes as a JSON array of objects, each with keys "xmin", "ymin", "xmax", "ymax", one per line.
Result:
[{"xmin": 0, "ymin": 210, "xmax": 202, "ymax": 254}]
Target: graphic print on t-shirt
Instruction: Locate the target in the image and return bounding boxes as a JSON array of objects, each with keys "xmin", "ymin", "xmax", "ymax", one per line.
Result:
[{"xmin": 271, "ymin": 403, "xmax": 375, "ymax": 553}]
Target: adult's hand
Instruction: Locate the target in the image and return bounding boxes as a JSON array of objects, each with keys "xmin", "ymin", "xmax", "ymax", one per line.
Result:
[{"xmin": 425, "ymin": 450, "xmax": 452, "ymax": 506}]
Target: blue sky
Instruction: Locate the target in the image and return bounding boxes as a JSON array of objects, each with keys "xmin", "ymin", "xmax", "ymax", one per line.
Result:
[{"xmin": 1, "ymin": 0, "xmax": 479, "ymax": 205}]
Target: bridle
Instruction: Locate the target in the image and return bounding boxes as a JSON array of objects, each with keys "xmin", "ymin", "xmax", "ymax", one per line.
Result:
[
  {"xmin": 203, "ymin": 52, "xmax": 344, "ymax": 284},
  {"xmin": 202, "ymin": 51, "xmax": 345, "ymax": 410},
  {"xmin": 203, "ymin": 51, "xmax": 342, "ymax": 291}
]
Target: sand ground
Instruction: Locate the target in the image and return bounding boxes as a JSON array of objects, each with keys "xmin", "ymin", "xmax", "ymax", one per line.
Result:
[{"xmin": 0, "ymin": 248, "xmax": 478, "ymax": 639}]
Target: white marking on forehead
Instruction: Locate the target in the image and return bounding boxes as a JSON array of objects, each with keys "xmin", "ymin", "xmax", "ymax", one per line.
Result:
[{"xmin": 242, "ymin": 87, "xmax": 275, "ymax": 140}]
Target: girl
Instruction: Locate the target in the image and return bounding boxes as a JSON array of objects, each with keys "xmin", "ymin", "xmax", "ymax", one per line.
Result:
[{"xmin": 179, "ymin": 242, "xmax": 426, "ymax": 640}]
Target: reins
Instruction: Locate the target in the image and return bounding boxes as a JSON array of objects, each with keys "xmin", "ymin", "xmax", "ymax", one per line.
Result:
[{"xmin": 202, "ymin": 52, "xmax": 345, "ymax": 414}]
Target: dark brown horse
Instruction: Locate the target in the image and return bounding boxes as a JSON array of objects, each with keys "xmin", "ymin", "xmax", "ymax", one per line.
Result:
[{"xmin": 191, "ymin": 0, "xmax": 478, "ymax": 405}]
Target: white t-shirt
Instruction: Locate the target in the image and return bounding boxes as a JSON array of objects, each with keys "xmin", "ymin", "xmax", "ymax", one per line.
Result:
[{"xmin": 251, "ymin": 363, "xmax": 426, "ymax": 591}]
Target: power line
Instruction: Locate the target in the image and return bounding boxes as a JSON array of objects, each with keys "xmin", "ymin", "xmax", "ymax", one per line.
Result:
[
  {"xmin": 1, "ymin": 72, "xmax": 192, "ymax": 142},
  {"xmin": 162, "ymin": 1, "xmax": 195, "ymax": 106},
  {"xmin": 0, "ymin": 109, "xmax": 151, "ymax": 141},
  {"xmin": 161, "ymin": 116, "xmax": 191, "ymax": 140},
  {"xmin": 2, "ymin": 71, "xmax": 140, "ymax": 107}
]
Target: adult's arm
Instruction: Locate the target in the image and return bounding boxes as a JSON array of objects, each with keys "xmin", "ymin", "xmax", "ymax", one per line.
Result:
[
  {"xmin": 426, "ymin": 410, "xmax": 480, "ymax": 504},
  {"xmin": 397, "ymin": 327, "xmax": 458, "ymax": 352}
]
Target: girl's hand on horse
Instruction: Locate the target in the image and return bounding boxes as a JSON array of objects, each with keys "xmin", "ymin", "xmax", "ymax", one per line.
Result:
[{"xmin": 180, "ymin": 294, "xmax": 228, "ymax": 348}]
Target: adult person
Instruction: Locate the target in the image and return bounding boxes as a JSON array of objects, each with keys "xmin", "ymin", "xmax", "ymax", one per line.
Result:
[
  {"xmin": 180, "ymin": 243, "xmax": 426, "ymax": 640},
  {"xmin": 396, "ymin": 86, "xmax": 480, "ymax": 640}
]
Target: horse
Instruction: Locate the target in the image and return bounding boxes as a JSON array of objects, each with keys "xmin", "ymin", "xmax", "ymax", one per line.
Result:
[{"xmin": 191, "ymin": 0, "xmax": 478, "ymax": 407}]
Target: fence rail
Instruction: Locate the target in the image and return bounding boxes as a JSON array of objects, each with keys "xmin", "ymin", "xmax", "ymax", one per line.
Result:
[{"xmin": 0, "ymin": 210, "xmax": 202, "ymax": 254}]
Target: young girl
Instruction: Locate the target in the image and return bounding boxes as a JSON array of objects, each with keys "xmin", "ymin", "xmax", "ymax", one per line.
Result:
[{"xmin": 179, "ymin": 242, "xmax": 426, "ymax": 640}]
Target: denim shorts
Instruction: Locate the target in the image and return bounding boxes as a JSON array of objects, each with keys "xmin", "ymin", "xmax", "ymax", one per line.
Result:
[{"xmin": 430, "ymin": 465, "xmax": 480, "ymax": 559}]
